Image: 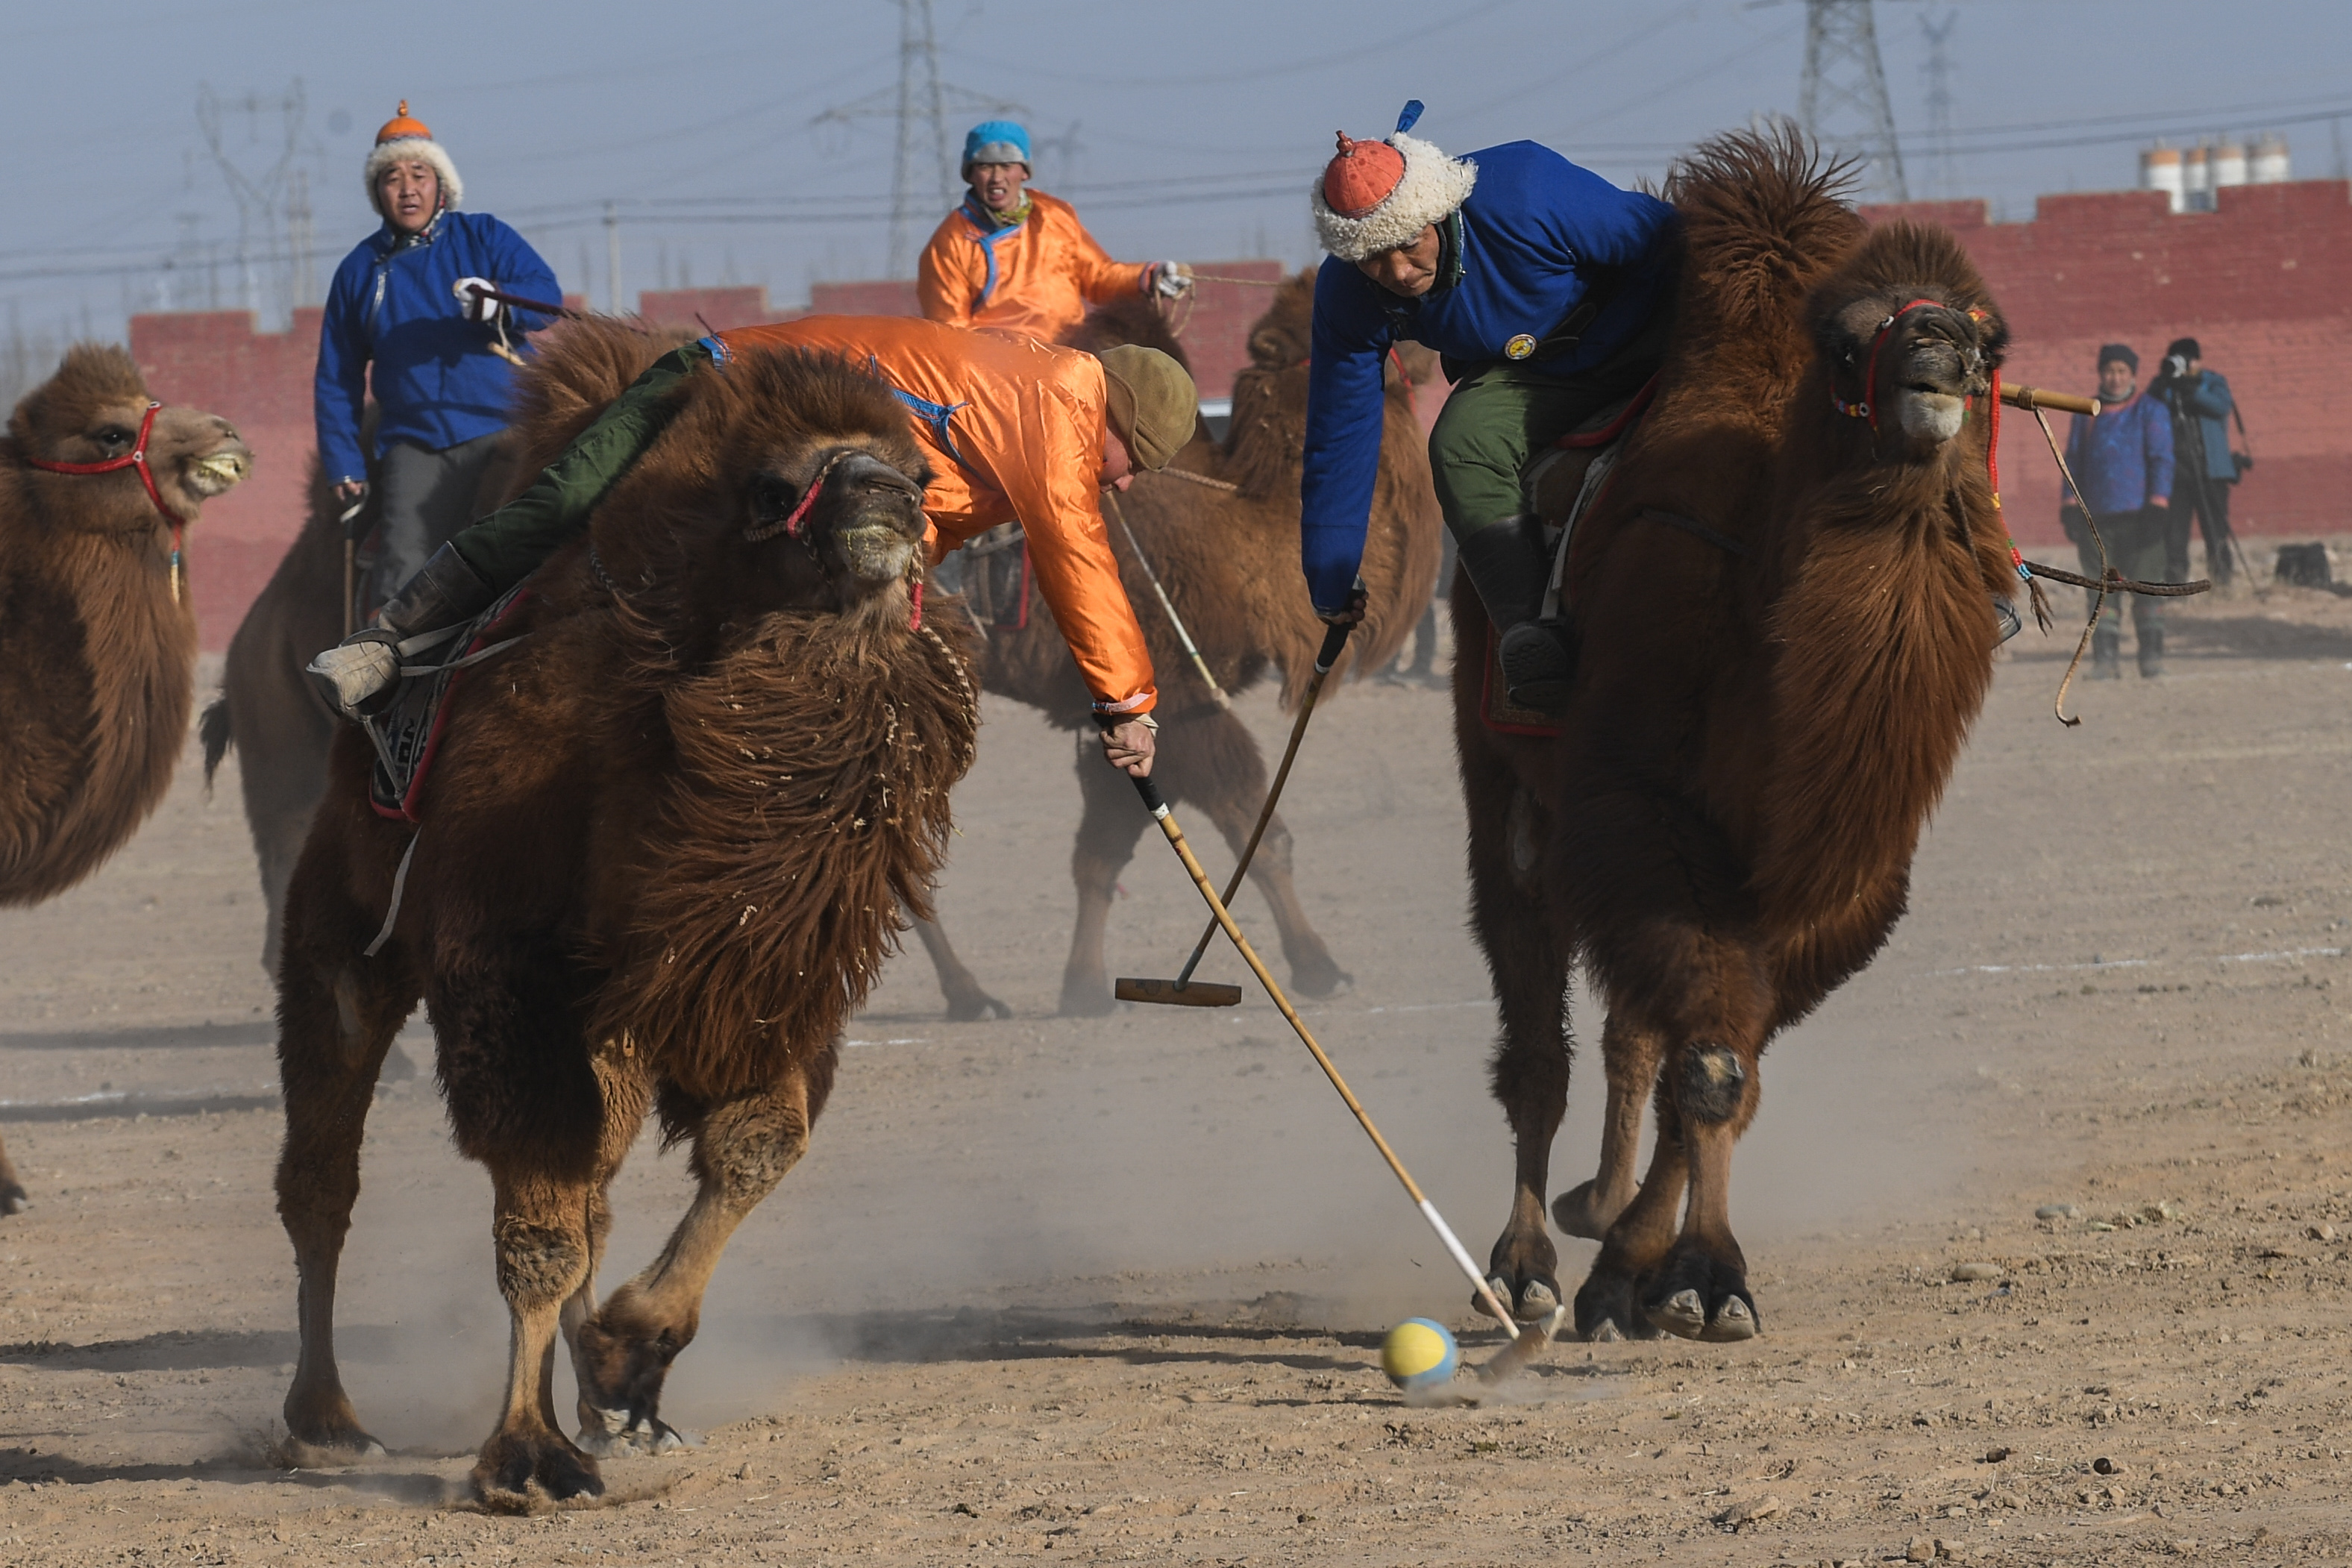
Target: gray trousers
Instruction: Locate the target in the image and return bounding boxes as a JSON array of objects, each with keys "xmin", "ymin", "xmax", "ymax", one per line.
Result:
[{"xmin": 372, "ymin": 430, "xmax": 506, "ymax": 603}]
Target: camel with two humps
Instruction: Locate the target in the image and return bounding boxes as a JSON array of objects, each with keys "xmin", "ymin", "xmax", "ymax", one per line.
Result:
[
  {"xmin": 913, "ymin": 281, "xmax": 1444, "ymax": 1017},
  {"xmin": 1455, "ymin": 128, "xmax": 2019, "ymax": 1343},
  {"xmin": 0, "ymin": 343, "xmax": 251, "ymax": 1211},
  {"xmin": 271, "ymin": 318, "xmax": 979, "ymax": 1505}
]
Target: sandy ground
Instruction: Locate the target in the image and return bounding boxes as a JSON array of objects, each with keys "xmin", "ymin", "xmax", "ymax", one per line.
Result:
[{"xmin": 1, "ymin": 556, "xmax": 2349, "ymax": 1566}]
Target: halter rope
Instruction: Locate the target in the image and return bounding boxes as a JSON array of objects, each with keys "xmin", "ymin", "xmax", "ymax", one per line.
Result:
[{"xmin": 25, "ymin": 401, "xmax": 187, "ymax": 603}]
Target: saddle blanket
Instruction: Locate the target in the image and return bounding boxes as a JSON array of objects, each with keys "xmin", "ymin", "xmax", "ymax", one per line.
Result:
[{"xmin": 366, "ymin": 583, "xmax": 533, "ymax": 822}]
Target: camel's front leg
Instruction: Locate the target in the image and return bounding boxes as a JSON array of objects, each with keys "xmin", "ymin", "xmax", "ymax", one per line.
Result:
[
  {"xmin": 274, "ymin": 847, "xmax": 422, "ymax": 1458},
  {"xmin": 573, "ymin": 1061, "xmax": 829, "ymax": 1455},
  {"xmin": 474, "ymin": 1171, "xmax": 601, "ymax": 1506},
  {"xmin": 908, "ymin": 912, "xmax": 1012, "ymax": 1022},
  {"xmin": 1552, "ymin": 1011, "xmax": 1663, "ymax": 1239},
  {"xmin": 0, "ymin": 1131, "xmax": 25, "ymax": 1215},
  {"xmin": 1059, "ymin": 736, "xmax": 1151, "ymax": 1016},
  {"xmin": 1643, "ymin": 1038, "xmax": 1763, "ymax": 1343}
]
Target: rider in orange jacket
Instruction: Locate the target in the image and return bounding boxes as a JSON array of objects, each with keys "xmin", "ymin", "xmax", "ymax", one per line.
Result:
[
  {"xmin": 919, "ymin": 120, "xmax": 1192, "ymax": 342},
  {"xmin": 305, "ymin": 316, "xmax": 1200, "ymax": 776}
]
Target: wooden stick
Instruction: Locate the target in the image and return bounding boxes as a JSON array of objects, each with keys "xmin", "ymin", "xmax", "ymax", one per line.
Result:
[
  {"xmin": 1132, "ymin": 774, "xmax": 1521, "ymax": 1338},
  {"xmin": 1999, "ymin": 383, "xmax": 2099, "ymax": 417}
]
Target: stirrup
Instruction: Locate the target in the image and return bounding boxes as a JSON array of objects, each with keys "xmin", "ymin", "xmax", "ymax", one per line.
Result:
[
  {"xmin": 1498, "ymin": 620, "xmax": 1574, "ymax": 711},
  {"xmin": 1993, "ymin": 597, "xmax": 2022, "ymax": 646}
]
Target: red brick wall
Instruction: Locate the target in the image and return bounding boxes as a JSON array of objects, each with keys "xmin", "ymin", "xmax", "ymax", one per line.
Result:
[
  {"xmin": 128, "ymin": 259, "xmax": 1292, "ymax": 647},
  {"xmin": 131, "ymin": 308, "xmax": 324, "ymax": 650},
  {"xmin": 1860, "ymin": 181, "xmax": 2352, "ymax": 545}
]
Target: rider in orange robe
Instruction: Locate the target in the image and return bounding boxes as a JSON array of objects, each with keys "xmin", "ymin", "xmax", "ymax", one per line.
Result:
[{"xmin": 918, "ymin": 119, "xmax": 1191, "ymax": 343}]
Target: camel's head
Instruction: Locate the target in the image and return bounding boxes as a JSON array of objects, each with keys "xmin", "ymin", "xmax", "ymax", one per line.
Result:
[
  {"xmin": 1223, "ymin": 270, "xmax": 1423, "ymax": 498},
  {"xmin": 7, "ymin": 344, "xmax": 252, "ymax": 532},
  {"xmin": 599, "ymin": 346, "xmax": 933, "ymax": 633},
  {"xmin": 1813, "ymin": 225, "xmax": 2007, "ymax": 462}
]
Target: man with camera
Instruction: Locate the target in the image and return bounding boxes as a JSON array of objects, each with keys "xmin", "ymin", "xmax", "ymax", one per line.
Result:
[{"xmin": 2148, "ymin": 336, "xmax": 2244, "ymax": 589}]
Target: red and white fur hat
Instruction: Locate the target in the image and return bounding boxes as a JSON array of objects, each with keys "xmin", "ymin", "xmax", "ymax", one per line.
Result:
[
  {"xmin": 364, "ymin": 101, "xmax": 463, "ymax": 217},
  {"xmin": 1310, "ymin": 101, "xmax": 1476, "ymax": 263}
]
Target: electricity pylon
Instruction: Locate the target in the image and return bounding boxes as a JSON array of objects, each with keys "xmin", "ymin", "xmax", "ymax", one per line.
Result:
[{"xmin": 1799, "ymin": 0, "xmax": 1908, "ymax": 202}]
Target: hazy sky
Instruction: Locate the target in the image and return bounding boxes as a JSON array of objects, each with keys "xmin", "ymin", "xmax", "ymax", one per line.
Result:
[{"xmin": 5, "ymin": 0, "xmax": 2349, "ymax": 348}]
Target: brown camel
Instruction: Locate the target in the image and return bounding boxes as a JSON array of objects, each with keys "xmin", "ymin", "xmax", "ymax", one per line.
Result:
[
  {"xmin": 272, "ymin": 318, "xmax": 977, "ymax": 1505},
  {"xmin": 1453, "ymin": 128, "xmax": 2016, "ymax": 1343},
  {"xmin": 200, "ymin": 425, "xmax": 521, "ymax": 974},
  {"xmin": 0, "ymin": 343, "xmax": 251, "ymax": 1211},
  {"xmin": 915, "ymin": 281, "xmax": 1443, "ymax": 1016}
]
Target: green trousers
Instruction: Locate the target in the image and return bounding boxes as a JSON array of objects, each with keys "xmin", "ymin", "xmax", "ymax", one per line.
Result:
[
  {"xmin": 1426, "ymin": 304, "xmax": 1673, "ymax": 543},
  {"xmin": 448, "ymin": 339, "xmax": 715, "ymax": 592}
]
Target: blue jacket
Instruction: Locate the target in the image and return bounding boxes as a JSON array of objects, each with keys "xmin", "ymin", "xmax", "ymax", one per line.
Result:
[
  {"xmin": 1299, "ymin": 141, "xmax": 1678, "ymax": 610},
  {"xmin": 315, "ymin": 210, "xmax": 559, "ymax": 486},
  {"xmin": 2063, "ymin": 389, "xmax": 2174, "ymax": 518},
  {"xmin": 2155, "ymin": 369, "xmax": 2237, "ymax": 484}
]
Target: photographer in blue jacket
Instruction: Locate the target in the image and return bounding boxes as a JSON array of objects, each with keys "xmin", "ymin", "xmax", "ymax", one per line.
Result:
[{"xmin": 316, "ymin": 101, "xmax": 559, "ymax": 613}]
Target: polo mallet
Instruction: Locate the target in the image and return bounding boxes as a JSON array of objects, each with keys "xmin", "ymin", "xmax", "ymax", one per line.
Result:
[
  {"xmin": 337, "ymin": 497, "xmax": 369, "ymax": 639},
  {"xmin": 1116, "ymin": 619, "xmax": 1354, "ymax": 1009},
  {"xmin": 1127, "ymin": 772, "xmax": 1568, "ymax": 1391},
  {"xmin": 458, "ymin": 283, "xmax": 580, "ymax": 368}
]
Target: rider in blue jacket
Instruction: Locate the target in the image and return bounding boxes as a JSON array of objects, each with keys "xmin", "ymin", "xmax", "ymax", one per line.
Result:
[
  {"xmin": 316, "ymin": 102, "xmax": 558, "ymax": 610},
  {"xmin": 1300, "ymin": 102, "xmax": 1678, "ymax": 709}
]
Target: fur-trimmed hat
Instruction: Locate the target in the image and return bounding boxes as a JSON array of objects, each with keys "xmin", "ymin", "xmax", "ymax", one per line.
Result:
[
  {"xmin": 364, "ymin": 100, "xmax": 462, "ymax": 216},
  {"xmin": 1311, "ymin": 100, "xmax": 1476, "ymax": 263}
]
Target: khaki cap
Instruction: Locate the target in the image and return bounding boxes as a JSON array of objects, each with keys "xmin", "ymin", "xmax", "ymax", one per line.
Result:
[{"xmin": 1097, "ymin": 345, "xmax": 1199, "ymax": 471}]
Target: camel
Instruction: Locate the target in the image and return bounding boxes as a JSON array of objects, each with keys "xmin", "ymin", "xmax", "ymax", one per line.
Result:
[
  {"xmin": 1452, "ymin": 128, "xmax": 2016, "ymax": 1343},
  {"xmin": 271, "ymin": 318, "xmax": 979, "ymax": 1505},
  {"xmin": 0, "ymin": 343, "xmax": 251, "ymax": 1211},
  {"xmin": 200, "ymin": 426, "xmax": 521, "ymax": 974},
  {"xmin": 915, "ymin": 281, "xmax": 1443, "ymax": 1016}
]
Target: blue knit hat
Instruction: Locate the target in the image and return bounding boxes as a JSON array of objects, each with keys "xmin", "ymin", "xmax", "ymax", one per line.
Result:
[{"xmin": 962, "ymin": 120, "xmax": 1031, "ymax": 175}]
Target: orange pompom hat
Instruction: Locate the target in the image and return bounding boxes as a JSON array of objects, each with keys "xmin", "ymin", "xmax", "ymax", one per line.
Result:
[
  {"xmin": 363, "ymin": 99, "xmax": 463, "ymax": 216},
  {"xmin": 374, "ymin": 100, "xmax": 433, "ymax": 145},
  {"xmin": 1310, "ymin": 100, "xmax": 1477, "ymax": 263}
]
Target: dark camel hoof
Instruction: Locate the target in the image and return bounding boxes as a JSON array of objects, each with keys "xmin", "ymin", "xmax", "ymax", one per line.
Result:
[
  {"xmin": 1056, "ymin": 977, "xmax": 1117, "ymax": 1017},
  {"xmin": 1472, "ymin": 1269, "xmax": 1562, "ymax": 1325},
  {"xmin": 945, "ymin": 989, "xmax": 1014, "ymax": 1022},
  {"xmin": 1573, "ymin": 1267, "xmax": 1663, "ymax": 1344},
  {"xmin": 1640, "ymin": 1249, "xmax": 1759, "ymax": 1343},
  {"xmin": 1550, "ymin": 1179, "xmax": 1621, "ymax": 1241},
  {"xmin": 1288, "ymin": 956, "xmax": 1353, "ymax": 1000},
  {"xmin": 574, "ymin": 1313, "xmax": 685, "ymax": 1449},
  {"xmin": 0, "ymin": 1179, "xmax": 27, "ymax": 1217},
  {"xmin": 283, "ymin": 1390, "xmax": 386, "ymax": 1462},
  {"xmin": 473, "ymin": 1430, "xmax": 603, "ymax": 1508}
]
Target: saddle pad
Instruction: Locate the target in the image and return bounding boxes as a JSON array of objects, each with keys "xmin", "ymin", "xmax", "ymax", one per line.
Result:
[{"xmin": 366, "ymin": 584, "xmax": 533, "ymax": 823}]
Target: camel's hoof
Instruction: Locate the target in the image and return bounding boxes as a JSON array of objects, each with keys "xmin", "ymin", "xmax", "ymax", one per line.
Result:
[
  {"xmin": 1572, "ymin": 1267, "xmax": 1660, "ymax": 1343},
  {"xmin": 1583, "ymin": 1318, "xmax": 1624, "ymax": 1343},
  {"xmin": 1514, "ymin": 1276, "xmax": 1561, "ymax": 1320},
  {"xmin": 580, "ymin": 1414, "xmax": 699, "ymax": 1457},
  {"xmin": 946, "ymin": 991, "xmax": 1013, "ymax": 1022},
  {"xmin": 0, "ymin": 1182, "xmax": 28, "ymax": 1217},
  {"xmin": 474, "ymin": 1431, "xmax": 603, "ymax": 1508},
  {"xmin": 1056, "ymin": 979, "xmax": 1117, "ymax": 1017},
  {"xmin": 1550, "ymin": 1180, "xmax": 1617, "ymax": 1241},
  {"xmin": 1646, "ymin": 1288, "xmax": 1710, "ymax": 1340},
  {"xmin": 1701, "ymin": 1295, "xmax": 1758, "ymax": 1342},
  {"xmin": 282, "ymin": 1426, "xmax": 389, "ymax": 1465},
  {"xmin": 1473, "ymin": 1273, "xmax": 1514, "ymax": 1322},
  {"xmin": 1288, "ymin": 959, "xmax": 1353, "ymax": 1000}
]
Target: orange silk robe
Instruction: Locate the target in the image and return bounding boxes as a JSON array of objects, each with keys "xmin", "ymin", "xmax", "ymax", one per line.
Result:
[
  {"xmin": 715, "ymin": 315, "xmax": 1157, "ymax": 718},
  {"xmin": 917, "ymin": 192, "xmax": 1152, "ymax": 344}
]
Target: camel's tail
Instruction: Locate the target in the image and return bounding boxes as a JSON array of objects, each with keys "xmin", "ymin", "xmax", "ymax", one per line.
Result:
[{"xmin": 198, "ymin": 697, "xmax": 232, "ymax": 792}]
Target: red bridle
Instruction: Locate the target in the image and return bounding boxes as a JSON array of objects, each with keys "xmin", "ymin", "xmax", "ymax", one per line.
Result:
[
  {"xmin": 25, "ymin": 401, "xmax": 187, "ymax": 596},
  {"xmin": 1832, "ymin": 298, "xmax": 1954, "ymax": 433}
]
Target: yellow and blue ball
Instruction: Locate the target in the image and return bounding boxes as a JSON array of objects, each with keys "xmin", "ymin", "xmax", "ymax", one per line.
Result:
[{"xmin": 1380, "ymin": 1317, "xmax": 1460, "ymax": 1393}]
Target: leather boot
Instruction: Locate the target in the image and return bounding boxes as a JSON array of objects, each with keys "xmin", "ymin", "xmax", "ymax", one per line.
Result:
[
  {"xmin": 2089, "ymin": 624, "xmax": 2123, "ymax": 680},
  {"xmin": 1456, "ymin": 515, "xmax": 1572, "ymax": 710},
  {"xmin": 2137, "ymin": 622, "xmax": 2165, "ymax": 679},
  {"xmin": 305, "ymin": 543, "xmax": 497, "ymax": 719}
]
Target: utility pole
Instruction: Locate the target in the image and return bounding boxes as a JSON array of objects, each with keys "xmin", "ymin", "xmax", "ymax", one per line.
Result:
[
  {"xmin": 285, "ymin": 166, "xmax": 316, "ymax": 308},
  {"xmin": 815, "ymin": 0, "xmax": 1024, "ymax": 275},
  {"xmin": 1917, "ymin": 8, "xmax": 1960, "ymax": 199},
  {"xmin": 605, "ymin": 202, "xmax": 624, "ymax": 314},
  {"xmin": 196, "ymin": 80, "xmax": 311, "ymax": 323},
  {"xmin": 1799, "ymin": 0, "xmax": 1907, "ymax": 203}
]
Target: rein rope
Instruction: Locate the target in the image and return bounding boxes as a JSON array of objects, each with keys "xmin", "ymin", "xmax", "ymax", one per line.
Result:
[{"xmin": 25, "ymin": 401, "xmax": 186, "ymax": 603}]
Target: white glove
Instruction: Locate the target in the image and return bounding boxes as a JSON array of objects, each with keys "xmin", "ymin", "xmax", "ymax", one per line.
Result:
[
  {"xmin": 453, "ymin": 277, "xmax": 501, "ymax": 323},
  {"xmin": 1152, "ymin": 262, "xmax": 1194, "ymax": 299},
  {"xmin": 305, "ymin": 630, "xmax": 402, "ymax": 719}
]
